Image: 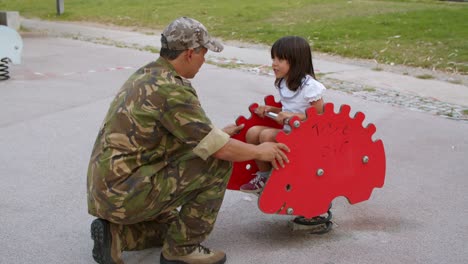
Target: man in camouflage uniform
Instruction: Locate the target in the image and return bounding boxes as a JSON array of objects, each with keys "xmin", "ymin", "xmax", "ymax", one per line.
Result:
[{"xmin": 87, "ymin": 17, "xmax": 289, "ymax": 264}]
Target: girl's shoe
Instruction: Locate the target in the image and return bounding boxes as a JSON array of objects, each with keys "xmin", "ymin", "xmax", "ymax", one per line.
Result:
[{"xmin": 239, "ymin": 173, "xmax": 267, "ymax": 193}]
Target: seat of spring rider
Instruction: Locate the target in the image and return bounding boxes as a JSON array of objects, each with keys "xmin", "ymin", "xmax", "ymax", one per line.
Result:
[{"xmin": 228, "ymin": 95, "xmax": 386, "ymax": 218}]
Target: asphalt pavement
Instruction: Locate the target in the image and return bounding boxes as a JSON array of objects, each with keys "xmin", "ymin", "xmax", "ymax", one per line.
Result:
[{"xmin": 0, "ymin": 20, "xmax": 467, "ymax": 264}]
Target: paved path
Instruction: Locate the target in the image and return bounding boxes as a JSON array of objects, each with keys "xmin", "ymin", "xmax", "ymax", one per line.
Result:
[
  {"xmin": 20, "ymin": 18, "xmax": 468, "ymax": 120},
  {"xmin": 0, "ymin": 20, "xmax": 467, "ymax": 264}
]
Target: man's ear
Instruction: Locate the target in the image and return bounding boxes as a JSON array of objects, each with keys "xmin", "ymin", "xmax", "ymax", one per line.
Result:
[{"xmin": 185, "ymin": 49, "xmax": 194, "ymax": 61}]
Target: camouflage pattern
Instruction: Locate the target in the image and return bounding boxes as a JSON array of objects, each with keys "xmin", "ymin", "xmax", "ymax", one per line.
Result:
[
  {"xmin": 87, "ymin": 57, "xmax": 232, "ymax": 260},
  {"xmin": 161, "ymin": 16, "xmax": 223, "ymax": 52}
]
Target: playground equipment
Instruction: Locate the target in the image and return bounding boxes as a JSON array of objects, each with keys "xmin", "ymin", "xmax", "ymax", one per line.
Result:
[
  {"xmin": 228, "ymin": 95, "xmax": 386, "ymax": 232},
  {"xmin": 0, "ymin": 25, "xmax": 23, "ymax": 80}
]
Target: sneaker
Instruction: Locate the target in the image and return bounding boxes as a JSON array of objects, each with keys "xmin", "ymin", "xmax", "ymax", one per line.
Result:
[
  {"xmin": 239, "ymin": 173, "xmax": 267, "ymax": 193},
  {"xmin": 160, "ymin": 244, "xmax": 226, "ymax": 264},
  {"xmin": 91, "ymin": 218, "xmax": 115, "ymax": 264}
]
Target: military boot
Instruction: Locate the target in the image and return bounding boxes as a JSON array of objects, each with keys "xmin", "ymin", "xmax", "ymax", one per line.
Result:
[
  {"xmin": 160, "ymin": 244, "xmax": 226, "ymax": 264},
  {"xmin": 91, "ymin": 218, "xmax": 115, "ymax": 264}
]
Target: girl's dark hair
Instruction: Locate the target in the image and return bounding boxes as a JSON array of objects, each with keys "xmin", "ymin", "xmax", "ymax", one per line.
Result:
[{"xmin": 271, "ymin": 36, "xmax": 316, "ymax": 91}]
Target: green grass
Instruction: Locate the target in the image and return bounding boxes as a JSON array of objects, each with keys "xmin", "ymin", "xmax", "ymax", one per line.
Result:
[
  {"xmin": 448, "ymin": 79, "xmax": 463, "ymax": 84},
  {"xmin": 363, "ymin": 86, "xmax": 377, "ymax": 92},
  {"xmin": 416, "ymin": 74, "xmax": 435, "ymax": 79},
  {"xmin": 1, "ymin": 0, "xmax": 467, "ymax": 73}
]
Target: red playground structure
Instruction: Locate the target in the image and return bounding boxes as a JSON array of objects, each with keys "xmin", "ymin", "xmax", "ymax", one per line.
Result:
[{"xmin": 228, "ymin": 95, "xmax": 386, "ymax": 231}]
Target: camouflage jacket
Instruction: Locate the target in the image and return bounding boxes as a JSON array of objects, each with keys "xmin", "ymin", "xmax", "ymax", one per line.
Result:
[{"xmin": 86, "ymin": 57, "xmax": 228, "ymax": 221}]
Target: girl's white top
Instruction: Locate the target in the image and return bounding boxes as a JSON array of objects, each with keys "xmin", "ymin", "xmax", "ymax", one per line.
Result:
[{"xmin": 279, "ymin": 75, "xmax": 326, "ymax": 113}]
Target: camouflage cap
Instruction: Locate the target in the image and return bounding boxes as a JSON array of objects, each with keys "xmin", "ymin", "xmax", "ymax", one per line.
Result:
[{"xmin": 161, "ymin": 17, "xmax": 223, "ymax": 53}]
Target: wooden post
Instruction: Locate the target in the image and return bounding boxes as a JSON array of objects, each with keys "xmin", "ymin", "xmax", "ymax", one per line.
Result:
[{"xmin": 56, "ymin": 0, "xmax": 64, "ymax": 15}]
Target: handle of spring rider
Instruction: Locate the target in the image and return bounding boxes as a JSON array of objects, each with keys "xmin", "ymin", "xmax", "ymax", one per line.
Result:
[{"xmin": 265, "ymin": 112, "xmax": 292, "ymax": 133}]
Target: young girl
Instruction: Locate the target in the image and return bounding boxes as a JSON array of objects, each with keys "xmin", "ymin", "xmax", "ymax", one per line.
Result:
[{"xmin": 240, "ymin": 36, "xmax": 326, "ymax": 193}]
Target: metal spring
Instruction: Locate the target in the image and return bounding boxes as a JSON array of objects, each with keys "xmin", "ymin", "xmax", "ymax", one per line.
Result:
[{"xmin": 0, "ymin": 58, "xmax": 10, "ymax": 81}]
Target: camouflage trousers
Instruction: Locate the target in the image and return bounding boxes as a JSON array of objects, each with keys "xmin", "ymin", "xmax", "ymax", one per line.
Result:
[{"xmin": 106, "ymin": 157, "xmax": 232, "ymax": 263}]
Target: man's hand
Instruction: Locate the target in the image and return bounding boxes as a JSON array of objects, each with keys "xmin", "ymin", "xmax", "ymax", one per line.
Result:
[
  {"xmin": 256, "ymin": 142, "xmax": 290, "ymax": 169},
  {"xmin": 222, "ymin": 123, "xmax": 245, "ymax": 136}
]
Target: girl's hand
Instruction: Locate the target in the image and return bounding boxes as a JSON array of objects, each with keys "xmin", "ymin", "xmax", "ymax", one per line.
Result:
[
  {"xmin": 254, "ymin": 105, "xmax": 270, "ymax": 118},
  {"xmin": 276, "ymin": 111, "xmax": 294, "ymax": 125},
  {"xmin": 255, "ymin": 105, "xmax": 282, "ymax": 118}
]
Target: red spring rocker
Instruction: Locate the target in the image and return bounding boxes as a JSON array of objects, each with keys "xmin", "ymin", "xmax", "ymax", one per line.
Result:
[{"xmin": 228, "ymin": 95, "xmax": 386, "ymax": 220}]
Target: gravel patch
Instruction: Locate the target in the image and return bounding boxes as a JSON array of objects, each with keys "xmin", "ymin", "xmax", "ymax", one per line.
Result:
[{"xmin": 207, "ymin": 56, "xmax": 468, "ymax": 121}]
